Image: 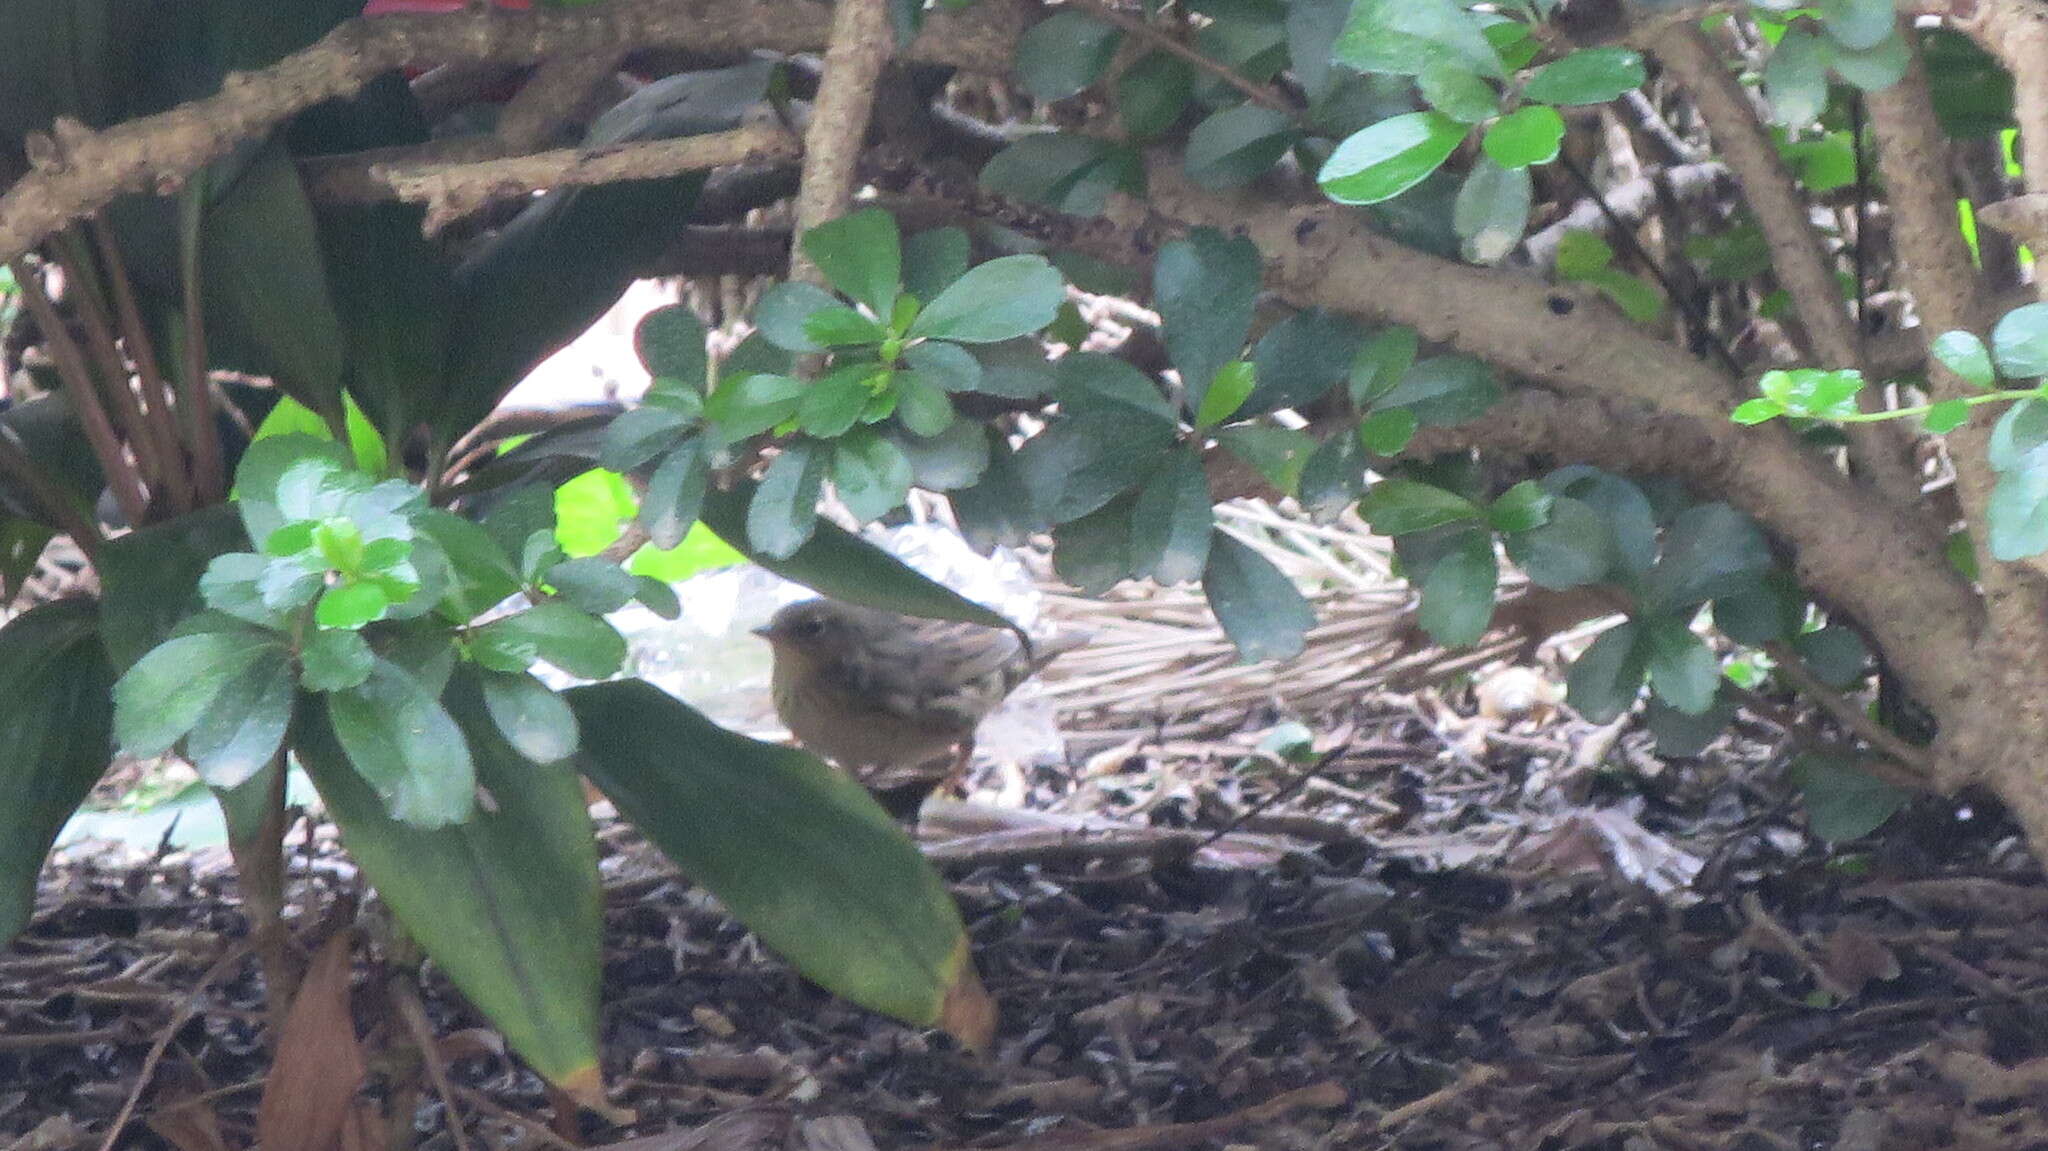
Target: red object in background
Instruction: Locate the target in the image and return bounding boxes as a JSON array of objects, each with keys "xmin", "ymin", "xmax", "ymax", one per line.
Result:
[{"xmin": 361, "ymin": 0, "xmax": 535, "ymax": 92}]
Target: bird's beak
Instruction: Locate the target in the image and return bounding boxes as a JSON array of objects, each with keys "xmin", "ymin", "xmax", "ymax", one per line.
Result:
[{"xmin": 750, "ymin": 623, "xmax": 776, "ymax": 640}]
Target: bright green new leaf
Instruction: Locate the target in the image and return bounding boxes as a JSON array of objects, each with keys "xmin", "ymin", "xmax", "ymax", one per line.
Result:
[
  {"xmin": 1758, "ymin": 367, "xmax": 1865, "ymax": 419},
  {"xmin": 1197, "ymin": 361, "xmax": 1257, "ymax": 427},
  {"xmin": 1924, "ymin": 399, "xmax": 1971, "ymax": 435},
  {"xmin": 1731, "ymin": 398, "xmax": 1786, "ymax": 425},
  {"xmin": 1319, "ymin": 111, "xmax": 1469, "ymax": 205},
  {"xmin": 1481, "ymin": 104, "xmax": 1564, "ymax": 169}
]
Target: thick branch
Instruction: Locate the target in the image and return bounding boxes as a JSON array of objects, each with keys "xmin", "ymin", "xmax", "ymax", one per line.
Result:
[
  {"xmin": 1652, "ymin": 25, "xmax": 1926, "ymax": 511},
  {"xmin": 790, "ymin": 0, "xmax": 896, "ymax": 285},
  {"xmin": 0, "ymin": 0, "xmax": 1026, "ymax": 266}
]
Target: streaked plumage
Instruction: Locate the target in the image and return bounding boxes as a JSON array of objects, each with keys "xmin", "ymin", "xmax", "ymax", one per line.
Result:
[{"xmin": 753, "ymin": 598, "xmax": 1088, "ymax": 816}]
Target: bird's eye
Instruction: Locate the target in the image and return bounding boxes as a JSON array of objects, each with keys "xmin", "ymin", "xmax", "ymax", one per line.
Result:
[{"xmin": 794, "ymin": 618, "xmax": 826, "ymax": 639}]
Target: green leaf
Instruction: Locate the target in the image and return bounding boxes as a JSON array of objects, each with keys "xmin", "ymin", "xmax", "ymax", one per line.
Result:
[
  {"xmin": 1554, "ymin": 229, "xmax": 1615, "ymax": 278},
  {"xmin": 1989, "ymin": 398, "xmax": 2048, "ymax": 471},
  {"xmin": 474, "ymin": 601, "xmax": 628, "ymax": 681},
  {"xmin": 1203, "ymin": 530, "xmax": 1315, "ymax": 662},
  {"xmin": 1992, "ymin": 303, "xmax": 2048, "ymax": 380},
  {"xmin": 1566, "ymin": 621, "xmax": 1645, "ymax": 723},
  {"xmin": 1731, "ymin": 398, "xmax": 1786, "ymax": 425},
  {"xmin": 1350, "ymin": 326, "xmax": 1420, "ymax": 405},
  {"xmin": 1795, "ymin": 625, "xmax": 1870, "ymax": 689},
  {"xmin": 1759, "ymin": 367, "xmax": 1865, "ymax": 418},
  {"xmin": 907, "ymin": 255, "xmax": 1065, "ymax": 343},
  {"xmin": 546, "ymin": 556, "xmax": 638, "ymax": 615},
  {"xmin": 1299, "ymin": 428, "xmax": 1367, "ymax": 522},
  {"xmin": 1987, "ymin": 461, "xmax": 2048, "ymax": 560},
  {"xmin": 1117, "ymin": 52, "xmax": 1194, "ymax": 139},
  {"xmin": 569, "ymin": 681, "xmax": 993, "ymax": 1048},
  {"xmin": 327, "ymin": 658, "xmax": 475, "ymax": 828},
  {"xmin": 97, "ymin": 507, "xmax": 251, "ymax": 672},
  {"xmin": 1375, "ymin": 355, "xmax": 1502, "ymax": 425},
  {"xmin": 299, "ymin": 678, "xmax": 602, "ymax": 1090},
  {"xmin": 1640, "ymin": 616, "xmax": 1717, "ymax": 715},
  {"xmin": 315, "ymin": 580, "xmax": 390, "ymax": 629},
  {"xmin": 185, "ymin": 649, "xmax": 295, "ymax": 790},
  {"xmin": 1334, "ymin": 0, "xmax": 1504, "ymax": 79},
  {"xmin": 978, "ymin": 133, "xmax": 1133, "ymax": 216},
  {"xmin": 250, "ymin": 392, "xmax": 389, "ymax": 479},
  {"xmin": 754, "ymin": 281, "xmax": 844, "ymax": 352},
  {"xmin": 1764, "ymin": 28, "xmax": 1829, "ymax": 125},
  {"xmin": 1017, "ymin": 10, "xmax": 1121, "ymax": 100},
  {"xmin": 1052, "ymin": 497, "xmax": 1135, "ymax": 595},
  {"xmin": 1184, "ymin": 104, "xmax": 1297, "ymax": 189},
  {"xmin": 1924, "ymin": 399, "xmax": 1971, "ymax": 434},
  {"xmin": 1640, "ymin": 503, "xmax": 1774, "ymax": 613},
  {"xmin": 0, "ymin": 601, "xmax": 116, "ymax": 944},
  {"xmin": 891, "ymin": 420, "xmax": 991, "ymax": 491},
  {"xmin": 1788, "ymin": 753, "xmax": 1911, "ymax": 842},
  {"xmin": 705, "ymin": 372, "xmax": 806, "ymax": 440},
  {"xmin": 700, "ymin": 487, "xmax": 1020, "ymax": 632},
  {"xmin": 634, "ymin": 304, "xmax": 709, "ymax": 386},
  {"xmin": 640, "ymin": 436, "xmax": 711, "ymax": 550},
  {"xmin": 1418, "ymin": 62, "xmax": 1498, "ymax": 124},
  {"xmin": 114, "ymin": 626, "xmax": 280, "ymax": 758},
  {"xmin": 798, "ymin": 365, "xmax": 878, "ymax": 438},
  {"xmin": 1153, "ymin": 229, "xmax": 1261, "ymax": 407},
  {"xmin": 901, "ymin": 340, "xmax": 983, "ymax": 394},
  {"xmin": 745, "ymin": 440, "xmax": 829, "ymax": 558},
  {"xmin": 1543, "ymin": 467, "xmax": 1658, "ymax": 576},
  {"xmin": 803, "ymin": 305, "xmax": 888, "ymax": 348},
  {"xmin": 1522, "ymin": 47, "xmax": 1646, "ymax": 106},
  {"xmin": 1480, "ymin": 104, "xmax": 1564, "ymax": 169},
  {"xmin": 1056, "ymin": 352, "xmax": 1179, "ymax": 428},
  {"xmin": 479, "ymin": 670, "xmax": 580, "ymax": 764},
  {"xmin": 800, "ymin": 208, "xmax": 902, "ymax": 316},
  {"xmin": 1197, "ymin": 361, "xmax": 1258, "ymax": 427},
  {"xmin": 1017, "ymin": 418, "xmax": 1176, "ymax": 523},
  {"xmin": 1452, "ymin": 156, "xmax": 1532, "ymax": 264},
  {"xmin": 895, "ymin": 373, "xmax": 957, "ymax": 437},
  {"xmin": 1248, "ymin": 310, "xmax": 1366, "ymax": 416},
  {"xmin": 1286, "ymin": 0, "xmax": 1352, "ymax": 98},
  {"xmin": 1416, "ymin": 532, "xmax": 1497, "ymax": 645},
  {"xmin": 902, "ymin": 228, "xmax": 971, "ymax": 302},
  {"xmin": 600, "ymin": 404, "xmax": 692, "ymax": 472},
  {"xmin": 1487, "ymin": 480, "xmax": 1553, "ymax": 533},
  {"xmin": 949, "ymin": 434, "xmax": 1047, "ymax": 551},
  {"xmin": 1318, "ymin": 111, "xmax": 1469, "ymax": 205},
  {"xmin": 1821, "ymin": 0, "xmax": 1897, "ymax": 51},
  {"xmin": 1713, "ymin": 571, "xmax": 1805, "ymax": 645},
  {"xmin": 1129, "ymin": 451, "xmax": 1214, "ymax": 584},
  {"xmin": 1359, "ymin": 479, "xmax": 1481, "ymax": 535},
  {"xmin": 301, "ymin": 628, "xmax": 374, "ymax": 693},
  {"xmin": 1930, "ymin": 330, "xmax": 1997, "ymax": 388},
  {"xmin": 1505, "ymin": 495, "xmax": 1612, "ymax": 589},
  {"xmin": 832, "ymin": 429, "xmax": 915, "ymax": 522},
  {"xmin": 1217, "ymin": 425, "xmax": 1314, "ymax": 494},
  {"xmin": 1830, "ymin": 29, "xmax": 1909, "ymax": 91},
  {"xmin": 1645, "ymin": 694, "xmax": 1735, "ymax": 758}
]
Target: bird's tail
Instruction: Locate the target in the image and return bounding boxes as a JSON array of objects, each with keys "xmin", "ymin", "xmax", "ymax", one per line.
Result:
[{"xmin": 1026, "ymin": 627, "xmax": 1094, "ymax": 674}]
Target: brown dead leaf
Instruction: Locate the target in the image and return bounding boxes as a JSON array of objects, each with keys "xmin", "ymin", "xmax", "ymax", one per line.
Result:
[
  {"xmin": 257, "ymin": 932, "xmax": 379, "ymax": 1151},
  {"xmin": 1819, "ymin": 922, "xmax": 1901, "ymax": 998}
]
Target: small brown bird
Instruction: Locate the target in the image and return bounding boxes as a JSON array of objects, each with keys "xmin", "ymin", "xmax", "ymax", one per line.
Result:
[{"xmin": 753, "ymin": 598, "xmax": 1089, "ymax": 818}]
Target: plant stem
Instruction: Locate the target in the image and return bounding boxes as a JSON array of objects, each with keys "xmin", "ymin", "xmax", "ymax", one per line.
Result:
[{"xmin": 1831, "ymin": 387, "xmax": 2042, "ymax": 423}]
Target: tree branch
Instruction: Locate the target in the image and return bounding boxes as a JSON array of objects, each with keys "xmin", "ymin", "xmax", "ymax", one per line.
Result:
[
  {"xmin": 0, "ymin": 0, "xmax": 1027, "ymax": 266},
  {"xmin": 789, "ymin": 0, "xmax": 897, "ymax": 285}
]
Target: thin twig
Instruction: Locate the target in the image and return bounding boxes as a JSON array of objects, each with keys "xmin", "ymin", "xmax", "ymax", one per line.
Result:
[
  {"xmin": 1763, "ymin": 641, "xmax": 1933, "ymax": 784},
  {"xmin": 49, "ymin": 231, "xmax": 169, "ymax": 494},
  {"xmin": 95, "ymin": 942, "xmax": 253, "ymax": 1151},
  {"xmin": 175, "ymin": 189, "xmax": 225, "ymax": 504},
  {"xmin": 87, "ymin": 216, "xmax": 196, "ymax": 514},
  {"xmin": 8, "ymin": 259, "xmax": 151, "ymax": 525},
  {"xmin": 0, "ymin": 425, "xmax": 102, "ymax": 559},
  {"xmin": 1069, "ymin": 0, "xmax": 1292, "ymax": 114},
  {"xmin": 1196, "ymin": 745, "xmax": 1351, "ymax": 852}
]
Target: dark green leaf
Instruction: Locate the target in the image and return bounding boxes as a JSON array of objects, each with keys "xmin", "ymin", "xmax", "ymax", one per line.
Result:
[
  {"xmin": 600, "ymin": 404, "xmax": 691, "ymax": 472},
  {"xmin": 479, "ymin": 670, "xmax": 580, "ymax": 764},
  {"xmin": 1017, "ymin": 10, "xmax": 1121, "ymax": 100},
  {"xmin": 1645, "ymin": 694, "xmax": 1735, "ymax": 758},
  {"xmin": 907, "ymin": 255, "xmax": 1065, "ymax": 343},
  {"xmin": 1129, "ymin": 451, "xmax": 1214, "ymax": 584},
  {"xmin": 1285, "ymin": 0, "xmax": 1352, "ymax": 98},
  {"xmin": 1713, "ymin": 571, "xmax": 1805, "ymax": 645},
  {"xmin": 1318, "ymin": 111, "xmax": 1469, "ymax": 205},
  {"xmin": 1639, "ymin": 504, "xmax": 1773, "ymax": 613},
  {"xmin": 641, "ymin": 437, "xmax": 711, "ymax": 549},
  {"xmin": 803, "ymin": 305, "xmax": 888, "ymax": 348},
  {"xmin": 1416, "ymin": 532, "xmax": 1497, "ymax": 646},
  {"xmin": 1641, "ymin": 616, "xmax": 1717, "ymax": 715},
  {"xmin": 1117, "ymin": 52, "xmax": 1194, "ymax": 139},
  {"xmin": 1481, "ymin": 104, "xmax": 1564, "ymax": 169},
  {"xmin": 1565, "ymin": 620, "xmax": 1644, "ymax": 723},
  {"xmin": 746, "ymin": 440, "xmax": 829, "ymax": 558},
  {"xmin": 1299, "ymin": 429, "xmax": 1367, "ymax": 522},
  {"xmin": 113, "ymin": 626, "xmax": 280, "ymax": 758},
  {"xmin": 1788, "ymin": 753, "xmax": 1910, "ymax": 842},
  {"xmin": 949, "ymin": 434, "xmax": 1047, "ymax": 551},
  {"xmin": 1217, "ymin": 425, "xmax": 1314, "ymax": 494},
  {"xmin": 1153, "ymin": 229, "xmax": 1261, "ymax": 406},
  {"xmin": 1246, "ymin": 310, "xmax": 1365, "ymax": 416},
  {"xmin": 299, "ymin": 679, "xmax": 602, "ymax": 1087},
  {"xmin": 1018, "ymin": 417, "xmax": 1176, "ymax": 523},
  {"xmin": 1542, "ymin": 467, "xmax": 1657, "ymax": 575},
  {"xmin": 1419, "ymin": 62, "xmax": 1498, "ymax": 123},
  {"xmin": 472, "ymin": 602, "xmax": 629, "ymax": 681},
  {"xmin": 833, "ymin": 430, "xmax": 915, "ymax": 522},
  {"xmin": 546, "ymin": 556, "xmax": 638, "ymax": 616},
  {"xmin": 301, "ymin": 628, "xmax": 375, "ymax": 693},
  {"xmin": 569, "ymin": 681, "xmax": 991, "ymax": 1047},
  {"xmin": 1056, "ymin": 352, "xmax": 1179, "ymax": 428},
  {"xmin": 1359, "ymin": 408, "xmax": 1420, "ymax": 455},
  {"xmin": 800, "ymin": 208, "xmax": 902, "ymax": 316},
  {"xmin": 1359, "ymin": 479, "xmax": 1482, "ymax": 535},
  {"xmin": 903, "ymin": 228, "xmax": 971, "ymax": 302},
  {"xmin": 705, "ymin": 373, "xmax": 806, "ymax": 440},
  {"xmin": 1764, "ymin": 28, "xmax": 1828, "ymax": 125},
  {"xmin": 977, "ymin": 132, "xmax": 1131, "ymax": 216},
  {"xmin": 896, "ymin": 373, "xmax": 957, "ymax": 437},
  {"xmin": 1795, "ymin": 625, "xmax": 1870, "ymax": 689},
  {"xmin": 634, "ymin": 304, "xmax": 709, "ymax": 386},
  {"xmin": 1350, "ymin": 328, "xmax": 1419, "ymax": 407},
  {"xmin": 1487, "ymin": 480, "xmax": 1553, "ymax": 533},
  {"xmin": 798, "ymin": 365, "xmax": 878, "ymax": 438},
  {"xmin": 969, "ymin": 339, "xmax": 1057, "ymax": 400},
  {"xmin": 0, "ymin": 601, "xmax": 115, "ymax": 944},
  {"xmin": 185, "ymin": 650, "xmax": 295, "ymax": 789},
  {"xmin": 891, "ymin": 420, "xmax": 991, "ymax": 490},
  {"xmin": 1505, "ymin": 495, "xmax": 1612, "ymax": 589},
  {"xmin": 1203, "ymin": 530, "xmax": 1315, "ymax": 662},
  {"xmin": 754, "ymin": 281, "xmax": 844, "ymax": 352},
  {"xmin": 1052, "ymin": 497, "xmax": 1134, "ymax": 595},
  {"xmin": 1183, "ymin": 104, "xmax": 1297, "ymax": 189},
  {"xmin": 328, "ymin": 658, "xmax": 475, "ymax": 828},
  {"xmin": 1375, "ymin": 355, "xmax": 1501, "ymax": 425},
  {"xmin": 901, "ymin": 340, "xmax": 982, "ymax": 394},
  {"xmin": 1522, "ymin": 47, "xmax": 1646, "ymax": 106},
  {"xmin": 1924, "ymin": 28, "xmax": 2014, "ymax": 138}
]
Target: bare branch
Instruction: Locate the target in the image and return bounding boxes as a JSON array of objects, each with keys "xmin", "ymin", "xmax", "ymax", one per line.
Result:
[
  {"xmin": 0, "ymin": 0, "xmax": 1027, "ymax": 266},
  {"xmin": 492, "ymin": 51, "xmax": 627, "ymax": 153},
  {"xmin": 789, "ymin": 0, "xmax": 897, "ymax": 285},
  {"xmin": 1519, "ymin": 162, "xmax": 1731, "ymax": 271},
  {"xmin": 1069, "ymin": 0, "xmax": 1293, "ymax": 114}
]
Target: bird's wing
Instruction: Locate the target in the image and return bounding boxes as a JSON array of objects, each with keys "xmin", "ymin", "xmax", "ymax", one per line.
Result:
[{"xmin": 862, "ymin": 618, "xmax": 1026, "ymax": 729}]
